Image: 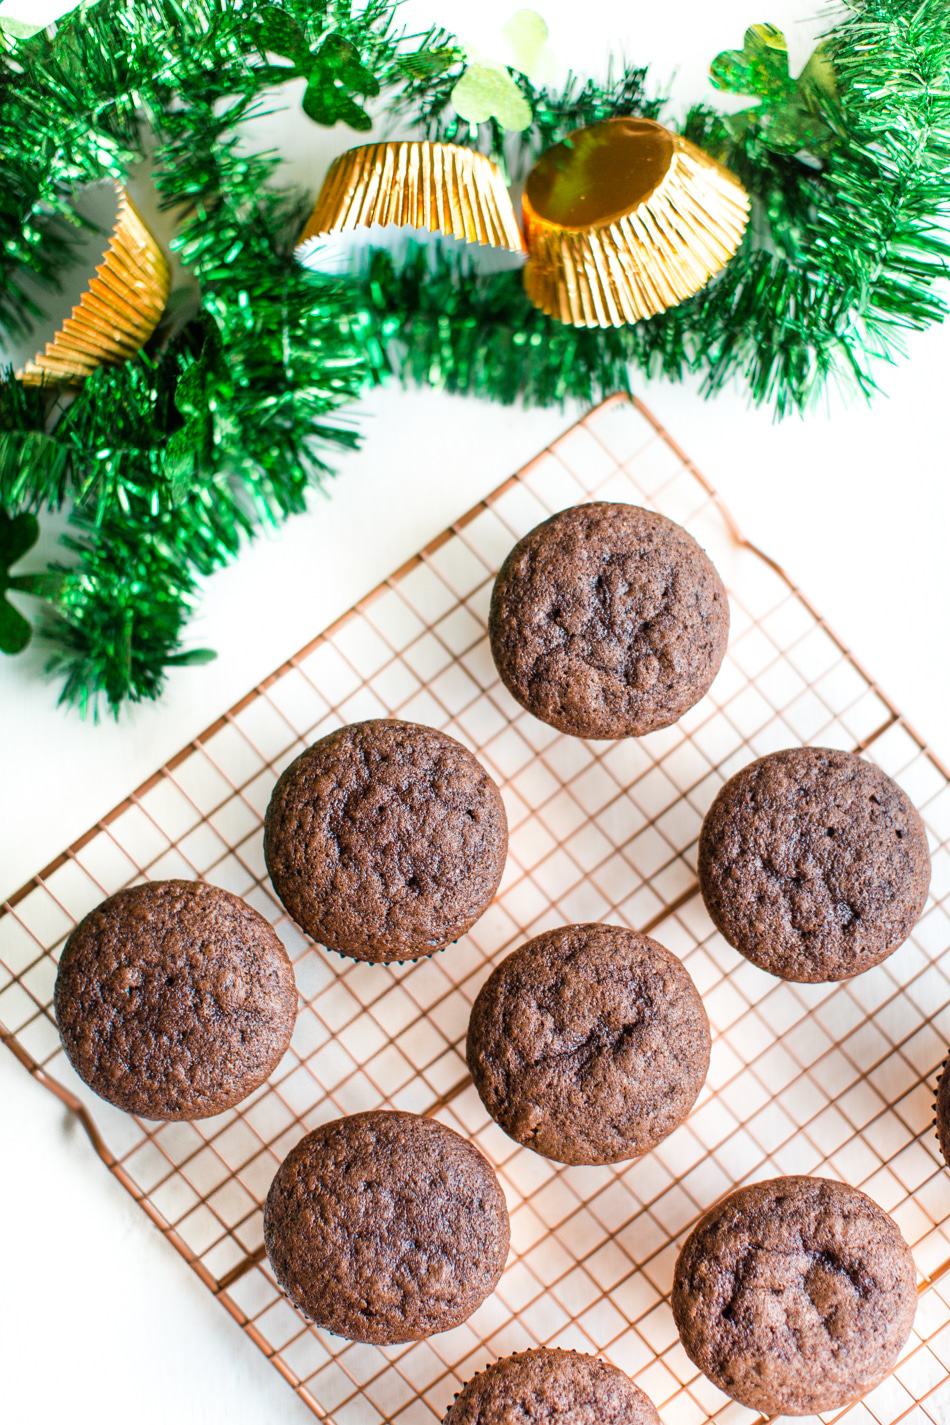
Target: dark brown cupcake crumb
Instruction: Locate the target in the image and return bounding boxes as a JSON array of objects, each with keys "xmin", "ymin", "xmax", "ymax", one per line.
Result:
[
  {"xmin": 263, "ymin": 1110, "xmax": 510, "ymax": 1344},
  {"xmin": 467, "ymin": 923, "xmax": 710, "ymax": 1164},
  {"xmin": 672, "ymin": 1175, "xmax": 917, "ymax": 1414},
  {"xmin": 54, "ymin": 880, "xmax": 297, "ymax": 1120},
  {"xmin": 936, "ymin": 1059, "xmax": 950, "ymax": 1169},
  {"xmin": 264, "ymin": 719, "xmax": 508, "ymax": 963},
  {"xmin": 443, "ymin": 1348, "xmax": 659, "ymax": 1425},
  {"xmin": 699, "ymin": 747, "xmax": 930, "ymax": 982},
  {"xmin": 488, "ymin": 502, "xmax": 729, "ymax": 738}
]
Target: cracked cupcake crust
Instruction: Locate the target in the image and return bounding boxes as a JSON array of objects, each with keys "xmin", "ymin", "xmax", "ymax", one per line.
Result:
[
  {"xmin": 443, "ymin": 1348, "xmax": 660, "ymax": 1425},
  {"xmin": 698, "ymin": 747, "xmax": 930, "ymax": 983},
  {"xmin": 672, "ymin": 1176, "xmax": 917, "ymax": 1415},
  {"xmin": 54, "ymin": 880, "xmax": 297, "ymax": 1120},
  {"xmin": 466, "ymin": 923, "xmax": 710, "ymax": 1164},
  {"xmin": 263, "ymin": 1110, "xmax": 510, "ymax": 1344},
  {"xmin": 488, "ymin": 502, "xmax": 729, "ymax": 739},
  {"xmin": 264, "ymin": 719, "xmax": 508, "ymax": 963}
]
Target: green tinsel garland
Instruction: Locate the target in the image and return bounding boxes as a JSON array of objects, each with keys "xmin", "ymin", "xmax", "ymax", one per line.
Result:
[
  {"xmin": 378, "ymin": 4, "xmax": 950, "ymax": 412},
  {"xmin": 1, "ymin": 0, "xmax": 949, "ymax": 717},
  {"xmin": 0, "ymin": 0, "xmax": 440, "ymax": 714}
]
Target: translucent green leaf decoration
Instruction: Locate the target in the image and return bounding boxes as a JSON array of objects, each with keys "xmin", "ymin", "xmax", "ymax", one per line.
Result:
[
  {"xmin": 0, "ymin": 510, "xmax": 66, "ymax": 654},
  {"xmin": 450, "ymin": 8, "xmax": 548, "ymax": 131},
  {"xmin": 451, "ymin": 62, "xmax": 532, "ymax": 129},
  {"xmin": 396, "ymin": 47, "xmax": 459, "ymax": 82},
  {"xmin": 710, "ymin": 22, "xmax": 836, "ymax": 155},
  {"xmin": 502, "ymin": 9, "xmax": 554, "ymax": 84}
]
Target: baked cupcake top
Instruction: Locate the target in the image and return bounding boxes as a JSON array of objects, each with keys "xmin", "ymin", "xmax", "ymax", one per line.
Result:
[
  {"xmin": 54, "ymin": 879, "xmax": 297, "ymax": 1120},
  {"xmin": 699, "ymin": 747, "xmax": 930, "ymax": 982},
  {"xmin": 263, "ymin": 1110, "xmax": 510, "ymax": 1344},
  {"xmin": 264, "ymin": 719, "xmax": 508, "ymax": 963},
  {"xmin": 672, "ymin": 1175, "xmax": 917, "ymax": 1415},
  {"xmin": 488, "ymin": 502, "xmax": 729, "ymax": 738},
  {"xmin": 443, "ymin": 1348, "xmax": 659, "ymax": 1425},
  {"xmin": 467, "ymin": 923, "xmax": 710, "ymax": 1164}
]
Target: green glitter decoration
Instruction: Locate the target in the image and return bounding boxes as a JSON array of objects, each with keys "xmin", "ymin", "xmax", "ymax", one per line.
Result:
[
  {"xmin": 710, "ymin": 23, "xmax": 836, "ymax": 156},
  {"xmin": 255, "ymin": 7, "xmax": 383, "ymax": 130}
]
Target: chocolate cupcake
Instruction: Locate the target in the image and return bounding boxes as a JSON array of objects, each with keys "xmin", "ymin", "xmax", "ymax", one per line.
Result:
[
  {"xmin": 488, "ymin": 502, "xmax": 729, "ymax": 738},
  {"xmin": 54, "ymin": 880, "xmax": 297, "ymax": 1120},
  {"xmin": 672, "ymin": 1176, "xmax": 917, "ymax": 1414},
  {"xmin": 698, "ymin": 747, "xmax": 930, "ymax": 982},
  {"xmin": 263, "ymin": 1110, "xmax": 510, "ymax": 1343},
  {"xmin": 264, "ymin": 719, "xmax": 508, "ymax": 963},
  {"xmin": 936, "ymin": 1059, "xmax": 950, "ymax": 1169},
  {"xmin": 443, "ymin": 1348, "xmax": 659, "ymax": 1425},
  {"xmin": 467, "ymin": 923, "xmax": 710, "ymax": 1164}
]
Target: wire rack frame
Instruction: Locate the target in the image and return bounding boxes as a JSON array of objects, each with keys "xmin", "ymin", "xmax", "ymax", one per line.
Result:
[{"xmin": 2, "ymin": 394, "xmax": 950, "ymax": 1425}]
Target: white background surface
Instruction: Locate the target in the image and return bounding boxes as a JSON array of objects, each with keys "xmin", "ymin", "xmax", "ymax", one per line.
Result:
[{"xmin": 3, "ymin": 2, "xmax": 950, "ymax": 1421}]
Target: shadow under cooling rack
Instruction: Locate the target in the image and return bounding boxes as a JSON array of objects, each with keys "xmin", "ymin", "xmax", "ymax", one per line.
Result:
[{"xmin": 3, "ymin": 394, "xmax": 950, "ymax": 1425}]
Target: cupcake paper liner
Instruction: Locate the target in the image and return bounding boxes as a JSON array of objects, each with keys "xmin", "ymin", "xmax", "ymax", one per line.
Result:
[
  {"xmin": 295, "ymin": 140, "xmax": 525, "ymax": 263},
  {"xmin": 18, "ymin": 186, "xmax": 170, "ymax": 385},
  {"xmin": 522, "ymin": 118, "xmax": 750, "ymax": 328}
]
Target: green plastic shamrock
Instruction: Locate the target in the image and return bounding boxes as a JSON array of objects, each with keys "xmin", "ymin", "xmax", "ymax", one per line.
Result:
[
  {"xmin": 256, "ymin": 2, "xmax": 305, "ymax": 60},
  {"xmin": 710, "ymin": 23, "xmax": 836, "ymax": 155},
  {"xmin": 303, "ymin": 33, "xmax": 380, "ymax": 130},
  {"xmin": 0, "ymin": 510, "xmax": 66, "ymax": 655},
  {"xmin": 257, "ymin": 5, "xmax": 380, "ymax": 130}
]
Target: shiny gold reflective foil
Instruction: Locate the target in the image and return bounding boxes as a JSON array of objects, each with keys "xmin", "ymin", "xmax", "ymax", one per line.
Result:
[
  {"xmin": 18, "ymin": 187, "xmax": 171, "ymax": 386},
  {"xmin": 295, "ymin": 141, "xmax": 525, "ymax": 258},
  {"xmin": 522, "ymin": 118, "xmax": 750, "ymax": 328}
]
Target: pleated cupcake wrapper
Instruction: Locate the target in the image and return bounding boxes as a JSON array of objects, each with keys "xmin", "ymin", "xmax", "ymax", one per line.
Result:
[
  {"xmin": 312, "ymin": 932, "xmax": 458, "ymax": 969},
  {"xmin": 523, "ymin": 136, "xmax": 750, "ymax": 329},
  {"xmin": 18, "ymin": 187, "xmax": 171, "ymax": 385},
  {"xmin": 295, "ymin": 140, "xmax": 526, "ymax": 260}
]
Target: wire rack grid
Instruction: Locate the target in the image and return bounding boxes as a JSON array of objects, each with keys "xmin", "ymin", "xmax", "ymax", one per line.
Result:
[{"xmin": 2, "ymin": 394, "xmax": 950, "ymax": 1425}]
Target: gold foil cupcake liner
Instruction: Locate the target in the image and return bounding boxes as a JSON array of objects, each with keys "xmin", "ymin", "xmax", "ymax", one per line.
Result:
[
  {"xmin": 18, "ymin": 186, "xmax": 171, "ymax": 386},
  {"xmin": 522, "ymin": 119, "xmax": 750, "ymax": 328},
  {"xmin": 295, "ymin": 140, "xmax": 525, "ymax": 260}
]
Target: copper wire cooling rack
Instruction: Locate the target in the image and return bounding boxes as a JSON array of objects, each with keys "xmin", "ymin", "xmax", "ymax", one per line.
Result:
[{"xmin": 3, "ymin": 394, "xmax": 950, "ymax": 1425}]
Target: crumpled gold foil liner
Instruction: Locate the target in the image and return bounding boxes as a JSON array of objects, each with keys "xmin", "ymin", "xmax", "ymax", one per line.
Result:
[
  {"xmin": 18, "ymin": 186, "xmax": 171, "ymax": 386},
  {"xmin": 522, "ymin": 118, "xmax": 750, "ymax": 328},
  {"xmin": 295, "ymin": 141, "xmax": 525, "ymax": 259}
]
